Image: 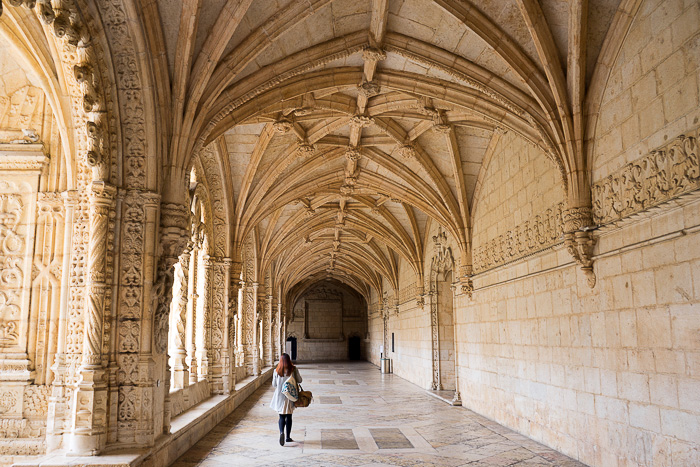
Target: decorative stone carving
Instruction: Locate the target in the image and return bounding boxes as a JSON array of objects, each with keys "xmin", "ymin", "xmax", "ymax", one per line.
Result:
[
  {"xmin": 563, "ymin": 206, "xmax": 593, "ymax": 233},
  {"xmin": 294, "ymin": 198, "xmax": 315, "ymax": 217},
  {"xmin": 472, "ymin": 202, "xmax": 565, "ymax": 272},
  {"xmin": 362, "ymin": 46, "xmax": 386, "ymax": 62},
  {"xmin": 397, "ymin": 144, "xmax": 416, "ymax": 160},
  {"xmin": 273, "ymin": 119, "xmax": 292, "ymax": 134},
  {"xmin": 171, "ymin": 248, "xmax": 190, "ymax": 389},
  {"xmin": 344, "ymin": 146, "xmax": 362, "ymax": 162},
  {"xmin": 0, "ymin": 193, "xmax": 24, "ymax": 349},
  {"xmin": 81, "ymin": 182, "xmax": 116, "ymax": 365},
  {"xmin": 197, "ymin": 144, "xmax": 228, "ymax": 257},
  {"xmin": 428, "ymin": 228, "xmax": 454, "ymax": 391},
  {"xmin": 349, "ymin": 115, "xmax": 374, "ymax": 129},
  {"xmin": 565, "ymin": 230, "xmax": 597, "ymax": 288},
  {"xmin": 8, "ymin": 0, "xmax": 110, "ymax": 180},
  {"xmin": 592, "ymin": 129, "xmax": 700, "ymax": 224},
  {"xmin": 295, "ymin": 141, "xmax": 315, "ymax": 159},
  {"xmin": 357, "ymin": 81, "xmax": 381, "ymax": 98}
]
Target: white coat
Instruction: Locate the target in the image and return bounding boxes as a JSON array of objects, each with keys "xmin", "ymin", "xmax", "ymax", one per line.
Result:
[{"xmin": 270, "ymin": 368, "xmax": 302, "ymax": 414}]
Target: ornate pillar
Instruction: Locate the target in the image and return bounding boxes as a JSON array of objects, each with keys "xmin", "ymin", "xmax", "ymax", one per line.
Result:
[
  {"xmin": 106, "ymin": 189, "xmax": 124, "ymax": 447},
  {"xmin": 226, "ymin": 260, "xmax": 240, "ymax": 392},
  {"xmin": 153, "ymin": 202, "xmax": 188, "ymax": 435},
  {"xmin": 263, "ymin": 291, "xmax": 272, "ymax": 366},
  {"xmin": 70, "ymin": 181, "xmax": 116, "ymax": 456},
  {"xmin": 268, "ymin": 295, "xmax": 276, "ymax": 364},
  {"xmin": 197, "ymin": 255, "xmax": 213, "ymax": 380},
  {"xmin": 208, "ymin": 257, "xmax": 230, "ymax": 394},
  {"xmin": 252, "ymin": 283, "xmax": 261, "ymax": 376},
  {"xmin": 428, "ymin": 289, "xmax": 440, "ymax": 391},
  {"xmin": 276, "ymin": 298, "xmax": 283, "ymax": 360},
  {"xmin": 113, "ymin": 190, "xmax": 162, "ymax": 448},
  {"xmin": 186, "ymin": 246, "xmax": 198, "ymax": 384},
  {"xmin": 171, "ymin": 247, "xmax": 191, "ymax": 389},
  {"xmin": 241, "ymin": 279, "xmax": 259, "ymax": 376},
  {"xmin": 450, "ymin": 283, "xmax": 461, "ymax": 405},
  {"xmin": 381, "ymin": 297, "xmax": 389, "ymax": 358},
  {"xmin": 236, "ymin": 283, "xmax": 244, "ymax": 367},
  {"xmin": 46, "ymin": 190, "xmax": 78, "ymax": 451}
]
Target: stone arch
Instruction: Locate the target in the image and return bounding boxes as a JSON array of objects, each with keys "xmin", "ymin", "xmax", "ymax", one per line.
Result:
[
  {"xmin": 428, "ymin": 228, "xmax": 457, "ymax": 393},
  {"xmin": 0, "ymin": 0, "xmax": 153, "ymax": 456}
]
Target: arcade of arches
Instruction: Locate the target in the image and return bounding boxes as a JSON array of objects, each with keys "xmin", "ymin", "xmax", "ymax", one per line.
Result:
[{"xmin": 0, "ymin": 0, "xmax": 698, "ymax": 465}]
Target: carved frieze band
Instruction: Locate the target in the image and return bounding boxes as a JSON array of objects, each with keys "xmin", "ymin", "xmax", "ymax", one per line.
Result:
[
  {"xmin": 592, "ymin": 128, "xmax": 700, "ymax": 224},
  {"xmin": 472, "ymin": 202, "xmax": 565, "ymax": 273}
]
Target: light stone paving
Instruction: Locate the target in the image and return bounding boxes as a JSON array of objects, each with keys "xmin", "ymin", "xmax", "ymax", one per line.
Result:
[{"xmin": 172, "ymin": 362, "xmax": 586, "ymax": 467}]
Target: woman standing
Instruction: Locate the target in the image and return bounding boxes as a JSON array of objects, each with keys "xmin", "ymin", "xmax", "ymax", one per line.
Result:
[{"xmin": 270, "ymin": 353, "xmax": 302, "ymax": 446}]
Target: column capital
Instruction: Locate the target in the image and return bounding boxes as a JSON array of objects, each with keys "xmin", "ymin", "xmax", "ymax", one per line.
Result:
[
  {"xmin": 88, "ymin": 180, "xmax": 117, "ymax": 203},
  {"xmin": 62, "ymin": 189, "xmax": 80, "ymax": 207}
]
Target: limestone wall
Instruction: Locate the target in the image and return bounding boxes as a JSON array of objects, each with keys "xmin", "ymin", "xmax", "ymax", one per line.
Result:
[
  {"xmin": 471, "ymin": 130, "xmax": 565, "ymax": 273},
  {"xmin": 591, "ymin": 0, "xmax": 700, "ymax": 183},
  {"xmin": 456, "ymin": 199, "xmax": 700, "ymax": 466}
]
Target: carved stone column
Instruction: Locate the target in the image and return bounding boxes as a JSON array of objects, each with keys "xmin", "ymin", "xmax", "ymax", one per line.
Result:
[
  {"xmin": 252, "ymin": 283, "xmax": 261, "ymax": 376},
  {"xmin": 153, "ymin": 202, "xmax": 188, "ymax": 435},
  {"xmin": 450, "ymin": 284, "xmax": 461, "ymax": 405},
  {"xmin": 171, "ymin": 247, "xmax": 190, "ymax": 389},
  {"xmin": 197, "ymin": 255, "xmax": 213, "ymax": 380},
  {"xmin": 114, "ymin": 190, "xmax": 161, "ymax": 448},
  {"xmin": 428, "ymin": 290, "xmax": 440, "ymax": 391},
  {"xmin": 236, "ymin": 282, "xmax": 244, "ymax": 367},
  {"xmin": 70, "ymin": 181, "xmax": 116, "ymax": 456},
  {"xmin": 227, "ymin": 260, "xmax": 241, "ymax": 391},
  {"xmin": 263, "ymin": 292, "xmax": 272, "ymax": 367},
  {"xmin": 241, "ymin": 280, "xmax": 259, "ymax": 376},
  {"xmin": 46, "ymin": 190, "xmax": 78, "ymax": 451},
  {"xmin": 268, "ymin": 295, "xmax": 276, "ymax": 364},
  {"xmin": 276, "ymin": 299, "xmax": 283, "ymax": 360},
  {"xmin": 186, "ymin": 246, "xmax": 199, "ymax": 384},
  {"xmin": 208, "ymin": 257, "xmax": 230, "ymax": 394}
]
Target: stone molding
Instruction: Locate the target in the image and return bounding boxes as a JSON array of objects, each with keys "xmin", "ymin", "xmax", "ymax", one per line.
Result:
[
  {"xmin": 0, "ymin": 146, "xmax": 48, "ymax": 171},
  {"xmin": 593, "ymin": 127, "xmax": 700, "ymax": 225}
]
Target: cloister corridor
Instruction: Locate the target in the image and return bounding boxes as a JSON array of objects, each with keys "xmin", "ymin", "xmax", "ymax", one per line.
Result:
[
  {"xmin": 1, "ymin": 0, "xmax": 699, "ymax": 466},
  {"xmin": 172, "ymin": 362, "xmax": 585, "ymax": 467}
]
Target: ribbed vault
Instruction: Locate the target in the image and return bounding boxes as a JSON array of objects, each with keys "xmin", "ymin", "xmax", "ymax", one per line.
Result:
[{"xmin": 141, "ymin": 0, "xmax": 623, "ymax": 300}]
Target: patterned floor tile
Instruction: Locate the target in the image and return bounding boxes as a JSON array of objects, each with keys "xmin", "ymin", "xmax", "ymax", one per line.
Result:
[{"xmin": 172, "ymin": 362, "xmax": 586, "ymax": 467}]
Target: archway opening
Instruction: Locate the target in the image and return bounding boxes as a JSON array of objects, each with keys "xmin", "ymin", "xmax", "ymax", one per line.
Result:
[
  {"xmin": 437, "ymin": 270, "xmax": 455, "ymax": 391},
  {"xmin": 286, "ymin": 279, "xmax": 367, "ymax": 362}
]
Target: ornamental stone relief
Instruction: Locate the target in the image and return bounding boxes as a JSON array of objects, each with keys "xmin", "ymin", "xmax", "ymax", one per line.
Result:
[
  {"xmin": 472, "ymin": 202, "xmax": 565, "ymax": 273},
  {"xmin": 0, "ymin": 192, "xmax": 23, "ymax": 348},
  {"xmin": 593, "ymin": 128, "xmax": 700, "ymax": 224},
  {"xmin": 197, "ymin": 145, "xmax": 228, "ymax": 257}
]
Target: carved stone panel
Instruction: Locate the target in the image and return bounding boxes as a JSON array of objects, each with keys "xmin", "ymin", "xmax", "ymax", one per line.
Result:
[
  {"xmin": 472, "ymin": 202, "xmax": 564, "ymax": 273},
  {"xmin": 0, "ymin": 147, "xmax": 48, "ymax": 379},
  {"xmin": 593, "ymin": 128, "xmax": 700, "ymax": 224}
]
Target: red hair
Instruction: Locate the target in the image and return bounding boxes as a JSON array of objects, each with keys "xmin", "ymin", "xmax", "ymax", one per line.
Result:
[{"xmin": 276, "ymin": 353, "xmax": 295, "ymax": 377}]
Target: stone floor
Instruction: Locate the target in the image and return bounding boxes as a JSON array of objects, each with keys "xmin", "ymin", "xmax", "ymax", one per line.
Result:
[{"xmin": 172, "ymin": 362, "xmax": 586, "ymax": 467}]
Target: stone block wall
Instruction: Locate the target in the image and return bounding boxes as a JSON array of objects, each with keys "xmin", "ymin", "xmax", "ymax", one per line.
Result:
[
  {"xmin": 472, "ymin": 130, "xmax": 565, "ymax": 256},
  {"xmin": 592, "ymin": 0, "xmax": 700, "ymax": 181},
  {"xmin": 455, "ymin": 199, "xmax": 700, "ymax": 466}
]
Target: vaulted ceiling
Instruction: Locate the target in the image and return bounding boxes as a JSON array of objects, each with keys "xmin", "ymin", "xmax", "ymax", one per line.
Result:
[{"xmin": 147, "ymin": 0, "xmax": 622, "ymax": 297}]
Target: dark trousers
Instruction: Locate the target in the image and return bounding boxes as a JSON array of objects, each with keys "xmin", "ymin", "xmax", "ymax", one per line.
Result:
[{"xmin": 278, "ymin": 414, "xmax": 292, "ymax": 438}]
